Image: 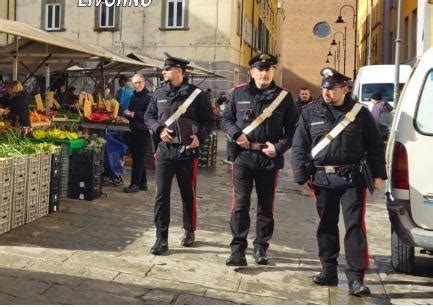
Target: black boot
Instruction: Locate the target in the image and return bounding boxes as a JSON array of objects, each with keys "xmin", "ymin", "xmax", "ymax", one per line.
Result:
[
  {"xmin": 150, "ymin": 238, "xmax": 169, "ymax": 255},
  {"xmin": 140, "ymin": 184, "xmax": 148, "ymax": 191},
  {"xmin": 181, "ymin": 231, "xmax": 195, "ymax": 247},
  {"xmin": 123, "ymin": 184, "xmax": 140, "ymax": 193},
  {"xmin": 253, "ymin": 247, "xmax": 268, "ymax": 265},
  {"xmin": 225, "ymin": 251, "xmax": 247, "ymax": 266},
  {"xmin": 312, "ymin": 270, "xmax": 338, "ymax": 286},
  {"xmin": 349, "ymin": 280, "xmax": 371, "ymax": 297}
]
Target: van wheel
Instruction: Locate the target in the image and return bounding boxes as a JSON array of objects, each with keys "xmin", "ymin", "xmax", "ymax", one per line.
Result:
[{"xmin": 391, "ymin": 228, "xmax": 415, "ymax": 273}]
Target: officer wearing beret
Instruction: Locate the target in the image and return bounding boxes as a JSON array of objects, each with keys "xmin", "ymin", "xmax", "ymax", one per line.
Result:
[
  {"xmin": 291, "ymin": 67, "xmax": 387, "ymax": 296},
  {"xmin": 144, "ymin": 53, "xmax": 213, "ymax": 255},
  {"xmin": 220, "ymin": 53, "xmax": 299, "ymax": 266}
]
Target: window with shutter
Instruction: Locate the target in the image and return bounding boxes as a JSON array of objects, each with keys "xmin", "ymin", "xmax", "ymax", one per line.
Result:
[
  {"xmin": 161, "ymin": 0, "xmax": 189, "ymax": 30},
  {"xmin": 42, "ymin": 0, "xmax": 65, "ymax": 31}
]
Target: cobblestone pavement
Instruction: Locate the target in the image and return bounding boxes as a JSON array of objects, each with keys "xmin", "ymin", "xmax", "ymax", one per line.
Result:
[{"xmin": 0, "ymin": 132, "xmax": 432, "ymax": 304}]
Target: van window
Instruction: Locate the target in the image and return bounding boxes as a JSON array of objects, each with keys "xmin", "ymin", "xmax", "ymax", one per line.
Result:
[
  {"xmin": 415, "ymin": 70, "xmax": 433, "ymax": 134},
  {"xmin": 361, "ymin": 83, "xmax": 405, "ymax": 102}
]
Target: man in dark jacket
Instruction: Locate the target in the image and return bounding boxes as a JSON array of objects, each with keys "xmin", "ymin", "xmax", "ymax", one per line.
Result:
[
  {"xmin": 123, "ymin": 74, "xmax": 152, "ymax": 193},
  {"xmin": 220, "ymin": 53, "xmax": 299, "ymax": 266},
  {"xmin": 295, "ymin": 87, "xmax": 313, "ymax": 113},
  {"xmin": 144, "ymin": 53, "xmax": 213, "ymax": 255},
  {"xmin": 291, "ymin": 67, "xmax": 387, "ymax": 297}
]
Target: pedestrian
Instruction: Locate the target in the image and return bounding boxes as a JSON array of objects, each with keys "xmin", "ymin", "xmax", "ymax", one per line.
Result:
[
  {"xmin": 291, "ymin": 67, "xmax": 387, "ymax": 297},
  {"xmin": 123, "ymin": 74, "xmax": 152, "ymax": 193},
  {"xmin": 117, "ymin": 75, "xmax": 134, "ymax": 116},
  {"xmin": 220, "ymin": 53, "xmax": 299, "ymax": 266},
  {"xmin": 54, "ymin": 83, "xmax": 66, "ymax": 106},
  {"xmin": 370, "ymin": 91, "xmax": 393, "ymax": 140},
  {"xmin": 2, "ymin": 80, "xmax": 31, "ymax": 128},
  {"xmin": 295, "ymin": 87, "xmax": 313, "ymax": 113},
  {"xmin": 144, "ymin": 53, "xmax": 213, "ymax": 255}
]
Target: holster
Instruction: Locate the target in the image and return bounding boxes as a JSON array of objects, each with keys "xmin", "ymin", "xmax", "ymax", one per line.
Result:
[
  {"xmin": 226, "ymin": 137, "xmax": 239, "ymax": 162},
  {"xmin": 360, "ymin": 159, "xmax": 375, "ymax": 194}
]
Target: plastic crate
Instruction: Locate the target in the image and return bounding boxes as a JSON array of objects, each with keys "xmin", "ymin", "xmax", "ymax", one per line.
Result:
[
  {"xmin": 49, "ymin": 201, "xmax": 59, "ymax": 213},
  {"xmin": 13, "ymin": 156, "xmax": 27, "ymax": 177},
  {"xmin": 59, "ymin": 145, "xmax": 71, "ymax": 198},
  {"xmin": 40, "ymin": 152, "xmax": 52, "ymax": 177},
  {"xmin": 10, "ymin": 192, "xmax": 26, "ymax": 229},
  {"xmin": 0, "ymin": 158, "xmax": 13, "ymax": 182},
  {"xmin": 0, "ymin": 214, "xmax": 10, "ymax": 235},
  {"xmin": 27, "ymin": 153, "xmax": 41, "ymax": 177},
  {"xmin": 37, "ymin": 198, "xmax": 49, "ymax": 219},
  {"xmin": 26, "ymin": 204, "xmax": 38, "ymax": 223}
]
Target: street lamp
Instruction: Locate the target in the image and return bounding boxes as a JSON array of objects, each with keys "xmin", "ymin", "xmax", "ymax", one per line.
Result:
[
  {"xmin": 335, "ymin": 3, "xmax": 358, "ymax": 78},
  {"xmin": 328, "ymin": 45, "xmax": 339, "ymax": 71},
  {"xmin": 330, "ymin": 29, "xmax": 347, "ymax": 74}
]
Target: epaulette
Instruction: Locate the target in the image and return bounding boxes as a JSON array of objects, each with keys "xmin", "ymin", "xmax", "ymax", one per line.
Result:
[
  {"xmin": 235, "ymin": 83, "xmax": 247, "ymax": 88},
  {"xmin": 302, "ymin": 100, "xmax": 317, "ymax": 109}
]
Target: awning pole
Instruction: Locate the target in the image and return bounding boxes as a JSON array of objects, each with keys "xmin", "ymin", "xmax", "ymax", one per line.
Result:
[
  {"xmin": 45, "ymin": 64, "xmax": 50, "ymax": 110},
  {"xmin": 13, "ymin": 37, "xmax": 18, "ymax": 81}
]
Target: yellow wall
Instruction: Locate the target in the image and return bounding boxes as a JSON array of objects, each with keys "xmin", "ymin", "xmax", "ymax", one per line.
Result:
[
  {"xmin": 0, "ymin": 0, "xmax": 15, "ymax": 45},
  {"xmin": 231, "ymin": 0, "xmax": 280, "ymax": 69},
  {"xmin": 357, "ymin": 0, "xmax": 383, "ymax": 66}
]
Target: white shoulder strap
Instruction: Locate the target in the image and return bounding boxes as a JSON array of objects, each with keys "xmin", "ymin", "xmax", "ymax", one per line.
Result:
[
  {"xmin": 164, "ymin": 88, "xmax": 202, "ymax": 127},
  {"xmin": 311, "ymin": 103, "xmax": 363, "ymax": 159},
  {"xmin": 242, "ymin": 90, "xmax": 288, "ymax": 135}
]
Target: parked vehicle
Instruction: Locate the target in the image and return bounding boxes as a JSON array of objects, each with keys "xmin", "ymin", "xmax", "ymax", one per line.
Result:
[
  {"xmin": 352, "ymin": 64, "xmax": 412, "ymax": 110},
  {"xmin": 386, "ymin": 49, "xmax": 433, "ymax": 273}
]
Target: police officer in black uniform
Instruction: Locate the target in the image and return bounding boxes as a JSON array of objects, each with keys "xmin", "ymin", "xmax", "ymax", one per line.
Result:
[
  {"xmin": 291, "ymin": 67, "xmax": 387, "ymax": 296},
  {"xmin": 144, "ymin": 53, "xmax": 213, "ymax": 255},
  {"xmin": 220, "ymin": 53, "xmax": 299, "ymax": 266}
]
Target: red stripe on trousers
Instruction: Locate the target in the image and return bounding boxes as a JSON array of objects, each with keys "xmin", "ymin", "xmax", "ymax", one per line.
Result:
[
  {"xmin": 230, "ymin": 164, "xmax": 236, "ymax": 212},
  {"xmin": 271, "ymin": 170, "xmax": 280, "ymax": 214},
  {"xmin": 191, "ymin": 157, "xmax": 199, "ymax": 231},
  {"xmin": 361, "ymin": 188, "xmax": 370, "ymax": 275}
]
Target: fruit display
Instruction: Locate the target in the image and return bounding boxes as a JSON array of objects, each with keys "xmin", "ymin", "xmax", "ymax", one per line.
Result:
[
  {"xmin": 0, "ymin": 120, "xmax": 11, "ymax": 131},
  {"xmin": 30, "ymin": 110, "xmax": 51, "ymax": 125},
  {"xmin": 86, "ymin": 111, "xmax": 112, "ymax": 123},
  {"xmin": 32, "ymin": 128, "xmax": 78, "ymax": 140}
]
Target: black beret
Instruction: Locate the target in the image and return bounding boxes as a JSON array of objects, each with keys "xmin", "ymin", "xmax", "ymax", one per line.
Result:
[
  {"xmin": 163, "ymin": 52, "xmax": 190, "ymax": 70},
  {"xmin": 320, "ymin": 67, "xmax": 351, "ymax": 89},
  {"xmin": 249, "ymin": 53, "xmax": 278, "ymax": 69}
]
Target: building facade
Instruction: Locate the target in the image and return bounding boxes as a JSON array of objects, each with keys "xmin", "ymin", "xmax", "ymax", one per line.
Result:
[
  {"xmin": 13, "ymin": 0, "xmax": 281, "ymax": 94},
  {"xmin": 280, "ymin": 0, "xmax": 356, "ymax": 97},
  {"xmin": 357, "ymin": 0, "xmax": 432, "ymax": 67},
  {"xmin": 0, "ymin": 0, "xmax": 15, "ymax": 45}
]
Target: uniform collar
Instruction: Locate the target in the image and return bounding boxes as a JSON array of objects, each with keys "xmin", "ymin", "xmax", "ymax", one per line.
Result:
[{"xmin": 247, "ymin": 80, "xmax": 277, "ymax": 96}]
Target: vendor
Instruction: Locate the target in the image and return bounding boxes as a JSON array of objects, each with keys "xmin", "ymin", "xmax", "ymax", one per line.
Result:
[
  {"xmin": 62, "ymin": 86, "xmax": 79, "ymax": 107},
  {"xmin": 0, "ymin": 80, "xmax": 30, "ymax": 128}
]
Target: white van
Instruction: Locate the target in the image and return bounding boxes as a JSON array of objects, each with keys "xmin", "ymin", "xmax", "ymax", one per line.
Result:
[
  {"xmin": 386, "ymin": 49, "xmax": 433, "ymax": 273},
  {"xmin": 351, "ymin": 64, "xmax": 412, "ymax": 110}
]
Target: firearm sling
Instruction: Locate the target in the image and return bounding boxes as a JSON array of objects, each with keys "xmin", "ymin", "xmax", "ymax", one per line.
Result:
[
  {"xmin": 242, "ymin": 90, "xmax": 288, "ymax": 135},
  {"xmin": 311, "ymin": 103, "xmax": 363, "ymax": 158},
  {"xmin": 164, "ymin": 88, "xmax": 202, "ymax": 128}
]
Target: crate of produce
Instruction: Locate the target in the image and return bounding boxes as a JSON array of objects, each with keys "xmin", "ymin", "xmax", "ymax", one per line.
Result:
[
  {"xmin": 32, "ymin": 138, "xmax": 85, "ymax": 156},
  {"xmin": 40, "ymin": 151, "xmax": 52, "ymax": 175}
]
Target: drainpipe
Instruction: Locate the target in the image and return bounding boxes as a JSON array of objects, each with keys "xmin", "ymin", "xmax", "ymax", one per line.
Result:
[
  {"xmin": 393, "ymin": 0, "xmax": 402, "ymax": 106},
  {"xmin": 367, "ymin": 0, "xmax": 373, "ymax": 65}
]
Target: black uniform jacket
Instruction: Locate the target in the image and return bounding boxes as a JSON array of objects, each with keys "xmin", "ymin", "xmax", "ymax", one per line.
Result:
[
  {"xmin": 7, "ymin": 91, "xmax": 31, "ymax": 127},
  {"xmin": 128, "ymin": 88, "xmax": 151, "ymax": 131},
  {"xmin": 144, "ymin": 80, "xmax": 213, "ymax": 159},
  {"xmin": 291, "ymin": 95, "xmax": 387, "ymax": 184},
  {"xmin": 220, "ymin": 81, "xmax": 299, "ymax": 170}
]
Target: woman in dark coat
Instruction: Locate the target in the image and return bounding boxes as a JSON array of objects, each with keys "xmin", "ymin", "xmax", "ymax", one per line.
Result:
[{"xmin": 0, "ymin": 81, "xmax": 31, "ymax": 127}]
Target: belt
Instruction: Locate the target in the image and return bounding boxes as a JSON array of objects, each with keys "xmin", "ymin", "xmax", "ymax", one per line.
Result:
[
  {"xmin": 315, "ymin": 165, "xmax": 351, "ymax": 174},
  {"xmin": 250, "ymin": 142, "xmax": 268, "ymax": 151}
]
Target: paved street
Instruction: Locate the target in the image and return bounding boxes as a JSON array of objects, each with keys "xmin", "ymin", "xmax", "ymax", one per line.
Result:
[{"xmin": 0, "ymin": 133, "xmax": 432, "ymax": 304}]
